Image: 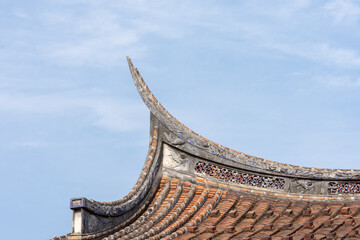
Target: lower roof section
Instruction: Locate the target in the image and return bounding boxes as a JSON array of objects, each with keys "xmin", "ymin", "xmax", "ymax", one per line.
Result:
[{"xmin": 57, "ymin": 175, "xmax": 360, "ymax": 240}]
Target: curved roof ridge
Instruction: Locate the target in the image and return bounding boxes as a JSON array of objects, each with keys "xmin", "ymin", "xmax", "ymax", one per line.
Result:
[{"xmin": 127, "ymin": 56, "xmax": 360, "ymax": 180}]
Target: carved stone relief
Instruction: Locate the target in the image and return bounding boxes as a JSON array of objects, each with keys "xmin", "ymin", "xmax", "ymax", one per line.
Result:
[
  {"xmin": 163, "ymin": 144, "xmax": 189, "ymax": 171},
  {"xmin": 164, "ymin": 132, "xmax": 185, "ymax": 146},
  {"xmin": 290, "ymin": 179, "xmax": 315, "ymax": 194}
]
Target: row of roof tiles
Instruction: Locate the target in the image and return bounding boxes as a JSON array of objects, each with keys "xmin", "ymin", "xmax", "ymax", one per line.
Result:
[{"xmin": 61, "ymin": 175, "xmax": 360, "ymax": 240}]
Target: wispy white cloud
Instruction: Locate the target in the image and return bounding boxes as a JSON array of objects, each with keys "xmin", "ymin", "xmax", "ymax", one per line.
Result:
[
  {"xmin": 325, "ymin": 0, "xmax": 360, "ymax": 24},
  {"xmin": 0, "ymin": 91, "xmax": 146, "ymax": 132},
  {"xmin": 267, "ymin": 42, "xmax": 360, "ymax": 69},
  {"xmin": 315, "ymin": 74, "xmax": 360, "ymax": 87},
  {"xmin": 13, "ymin": 141, "xmax": 48, "ymax": 148},
  {"xmin": 252, "ymin": 0, "xmax": 311, "ymax": 19},
  {"xmin": 13, "ymin": 9, "xmax": 30, "ymax": 19},
  {"xmin": 37, "ymin": 1, "xmax": 224, "ymax": 66},
  {"xmin": 48, "ymin": 34, "xmax": 141, "ymax": 67},
  {"xmin": 6, "ymin": 0, "xmax": 359, "ymax": 71},
  {"xmin": 89, "ymin": 99, "xmax": 146, "ymax": 131},
  {"xmin": 39, "ymin": 9, "xmax": 143, "ymax": 66},
  {"xmin": 314, "ymin": 44, "xmax": 360, "ymax": 68},
  {"xmin": 38, "ymin": 1, "xmax": 212, "ymax": 67}
]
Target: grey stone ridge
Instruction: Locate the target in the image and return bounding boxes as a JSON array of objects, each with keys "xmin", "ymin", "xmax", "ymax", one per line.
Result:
[
  {"xmin": 127, "ymin": 56, "xmax": 360, "ymax": 181},
  {"xmin": 52, "ymin": 57, "xmax": 360, "ymax": 240}
]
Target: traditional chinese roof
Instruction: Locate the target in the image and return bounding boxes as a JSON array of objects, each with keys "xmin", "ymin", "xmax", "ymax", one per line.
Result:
[{"xmin": 53, "ymin": 57, "xmax": 360, "ymax": 240}]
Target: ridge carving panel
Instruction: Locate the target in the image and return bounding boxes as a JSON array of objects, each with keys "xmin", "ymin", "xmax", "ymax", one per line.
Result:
[{"xmin": 195, "ymin": 161, "xmax": 285, "ymax": 190}]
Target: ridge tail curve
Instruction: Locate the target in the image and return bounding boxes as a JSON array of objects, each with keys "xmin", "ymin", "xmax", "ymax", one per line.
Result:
[{"xmin": 127, "ymin": 56, "xmax": 360, "ymax": 180}]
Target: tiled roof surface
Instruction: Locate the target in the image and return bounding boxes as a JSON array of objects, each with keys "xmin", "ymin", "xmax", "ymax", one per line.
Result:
[{"xmin": 77, "ymin": 176, "xmax": 360, "ymax": 240}]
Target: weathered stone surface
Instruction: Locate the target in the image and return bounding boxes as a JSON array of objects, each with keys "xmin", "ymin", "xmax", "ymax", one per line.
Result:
[{"xmin": 127, "ymin": 56, "xmax": 360, "ymax": 181}]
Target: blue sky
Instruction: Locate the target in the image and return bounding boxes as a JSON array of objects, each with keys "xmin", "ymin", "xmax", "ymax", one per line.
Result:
[{"xmin": 1, "ymin": 0, "xmax": 360, "ymax": 239}]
